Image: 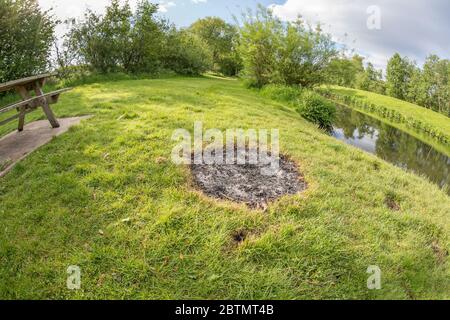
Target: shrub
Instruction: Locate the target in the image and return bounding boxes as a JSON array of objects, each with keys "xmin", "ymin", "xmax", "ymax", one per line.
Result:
[
  {"xmin": 0, "ymin": 0, "xmax": 56, "ymax": 83},
  {"xmin": 162, "ymin": 30, "xmax": 213, "ymax": 75},
  {"xmin": 217, "ymin": 54, "xmax": 242, "ymax": 77},
  {"xmin": 297, "ymin": 91, "xmax": 336, "ymax": 129},
  {"xmin": 238, "ymin": 6, "xmax": 283, "ymax": 88},
  {"xmin": 260, "ymin": 84, "xmax": 302, "ymax": 104},
  {"xmin": 237, "ymin": 5, "xmax": 337, "ymax": 88},
  {"xmin": 189, "ymin": 17, "xmax": 242, "ymax": 76},
  {"xmin": 67, "ymin": 0, "xmax": 166, "ymax": 74},
  {"xmin": 66, "ymin": 1, "xmax": 214, "ymax": 76},
  {"xmin": 67, "ymin": 0, "xmax": 132, "ymax": 74}
]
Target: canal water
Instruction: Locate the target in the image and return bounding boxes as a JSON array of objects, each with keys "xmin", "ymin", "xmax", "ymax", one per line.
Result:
[{"xmin": 332, "ymin": 104, "xmax": 450, "ymax": 194}]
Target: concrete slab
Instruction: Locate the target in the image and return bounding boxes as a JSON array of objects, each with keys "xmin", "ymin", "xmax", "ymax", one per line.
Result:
[{"xmin": 0, "ymin": 116, "xmax": 91, "ymax": 177}]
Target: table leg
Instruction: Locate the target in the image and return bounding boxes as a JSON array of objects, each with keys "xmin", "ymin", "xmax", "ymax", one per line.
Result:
[
  {"xmin": 34, "ymin": 81, "xmax": 60, "ymax": 128},
  {"xmin": 15, "ymin": 86, "xmax": 30, "ymax": 132}
]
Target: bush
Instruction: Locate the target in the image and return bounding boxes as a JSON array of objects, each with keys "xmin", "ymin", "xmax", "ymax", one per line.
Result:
[
  {"xmin": 217, "ymin": 55, "xmax": 242, "ymax": 77},
  {"xmin": 260, "ymin": 84, "xmax": 302, "ymax": 104},
  {"xmin": 297, "ymin": 91, "xmax": 336, "ymax": 129},
  {"xmin": 162, "ymin": 30, "xmax": 213, "ymax": 75},
  {"xmin": 0, "ymin": 0, "xmax": 55, "ymax": 83},
  {"xmin": 237, "ymin": 5, "xmax": 337, "ymax": 88},
  {"xmin": 67, "ymin": 0, "xmax": 165, "ymax": 74},
  {"xmin": 189, "ymin": 17, "xmax": 242, "ymax": 76},
  {"xmin": 66, "ymin": 1, "xmax": 213, "ymax": 76},
  {"xmin": 238, "ymin": 6, "xmax": 283, "ymax": 88}
]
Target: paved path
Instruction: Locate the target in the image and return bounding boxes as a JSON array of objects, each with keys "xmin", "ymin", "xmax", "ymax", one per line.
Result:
[{"xmin": 0, "ymin": 116, "xmax": 91, "ymax": 177}]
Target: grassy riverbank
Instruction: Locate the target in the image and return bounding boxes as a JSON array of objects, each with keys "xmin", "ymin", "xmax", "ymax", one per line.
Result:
[
  {"xmin": 0, "ymin": 76, "xmax": 449, "ymax": 299},
  {"xmin": 320, "ymin": 86, "xmax": 450, "ymax": 156}
]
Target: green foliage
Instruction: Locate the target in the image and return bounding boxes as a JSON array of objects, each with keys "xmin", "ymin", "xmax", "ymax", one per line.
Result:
[
  {"xmin": 340, "ymin": 52, "xmax": 450, "ymax": 118},
  {"xmin": 279, "ymin": 22, "xmax": 337, "ymax": 87},
  {"xmin": 68, "ymin": 0, "xmax": 131, "ymax": 73},
  {"xmin": 189, "ymin": 17, "xmax": 242, "ymax": 76},
  {"xmin": 124, "ymin": 1, "xmax": 166, "ymax": 73},
  {"xmin": 162, "ymin": 29, "xmax": 213, "ymax": 75},
  {"xmin": 324, "ymin": 55, "xmax": 386, "ymax": 97},
  {"xmin": 66, "ymin": 0, "xmax": 211, "ymax": 76},
  {"xmin": 238, "ymin": 5, "xmax": 337, "ymax": 88},
  {"xmin": 386, "ymin": 53, "xmax": 414, "ymax": 100},
  {"xmin": 67, "ymin": 0, "xmax": 165, "ymax": 74},
  {"xmin": 355, "ymin": 62, "xmax": 385, "ymax": 95},
  {"xmin": 324, "ymin": 55, "xmax": 364, "ymax": 88},
  {"xmin": 0, "ymin": 0, "xmax": 56, "ymax": 83},
  {"xmin": 260, "ymin": 84, "xmax": 302, "ymax": 104},
  {"xmin": 419, "ymin": 55, "xmax": 449, "ymax": 116},
  {"xmin": 406, "ymin": 67, "xmax": 428, "ymax": 107},
  {"xmin": 297, "ymin": 91, "xmax": 336, "ymax": 129},
  {"xmin": 383, "ymin": 53, "xmax": 450, "ymax": 117},
  {"xmin": 238, "ymin": 6, "xmax": 283, "ymax": 88}
]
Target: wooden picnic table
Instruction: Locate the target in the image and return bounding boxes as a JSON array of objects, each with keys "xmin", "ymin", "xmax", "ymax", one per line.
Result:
[{"xmin": 0, "ymin": 73, "xmax": 71, "ymax": 131}]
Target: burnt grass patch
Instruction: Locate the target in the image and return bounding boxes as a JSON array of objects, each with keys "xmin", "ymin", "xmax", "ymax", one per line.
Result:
[{"xmin": 190, "ymin": 151, "xmax": 307, "ymax": 209}]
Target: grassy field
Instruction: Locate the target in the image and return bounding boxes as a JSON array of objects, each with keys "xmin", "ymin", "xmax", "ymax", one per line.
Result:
[
  {"xmin": 323, "ymin": 86, "xmax": 450, "ymax": 156},
  {"xmin": 0, "ymin": 76, "xmax": 449, "ymax": 299}
]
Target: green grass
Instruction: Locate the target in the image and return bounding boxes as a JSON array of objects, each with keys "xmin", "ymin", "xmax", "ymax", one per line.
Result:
[
  {"xmin": 0, "ymin": 76, "xmax": 449, "ymax": 299},
  {"xmin": 322, "ymin": 86, "xmax": 450, "ymax": 156}
]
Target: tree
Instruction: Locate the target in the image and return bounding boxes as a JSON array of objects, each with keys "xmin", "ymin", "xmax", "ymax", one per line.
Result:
[
  {"xmin": 351, "ymin": 55, "xmax": 365, "ymax": 75},
  {"xmin": 67, "ymin": 0, "xmax": 213, "ymax": 76},
  {"xmin": 237, "ymin": 6, "xmax": 283, "ymax": 87},
  {"xmin": 325, "ymin": 55, "xmax": 364, "ymax": 87},
  {"xmin": 386, "ymin": 53, "xmax": 414, "ymax": 100},
  {"xmin": 190, "ymin": 17, "xmax": 241, "ymax": 76},
  {"xmin": 279, "ymin": 21, "xmax": 337, "ymax": 87},
  {"xmin": 237, "ymin": 5, "xmax": 337, "ymax": 88},
  {"xmin": 421, "ymin": 55, "xmax": 449, "ymax": 115},
  {"xmin": 68, "ymin": 0, "xmax": 168, "ymax": 74},
  {"xmin": 0, "ymin": 0, "xmax": 56, "ymax": 83},
  {"xmin": 355, "ymin": 62, "xmax": 385, "ymax": 94},
  {"xmin": 68, "ymin": 0, "xmax": 133, "ymax": 73},
  {"xmin": 162, "ymin": 29, "xmax": 213, "ymax": 75},
  {"xmin": 124, "ymin": 1, "xmax": 167, "ymax": 73},
  {"xmin": 406, "ymin": 66, "xmax": 427, "ymax": 106}
]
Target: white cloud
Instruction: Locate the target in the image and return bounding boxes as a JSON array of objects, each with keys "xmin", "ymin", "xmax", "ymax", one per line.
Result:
[
  {"xmin": 38, "ymin": 0, "xmax": 178, "ymax": 40},
  {"xmin": 158, "ymin": 1, "xmax": 176, "ymax": 13},
  {"xmin": 38, "ymin": 0, "xmax": 177, "ymax": 20},
  {"xmin": 39, "ymin": 0, "xmax": 138, "ymax": 21},
  {"xmin": 191, "ymin": 0, "xmax": 207, "ymax": 4},
  {"xmin": 269, "ymin": 0, "xmax": 450, "ymax": 70},
  {"xmin": 39, "ymin": 0, "xmax": 141, "ymax": 45}
]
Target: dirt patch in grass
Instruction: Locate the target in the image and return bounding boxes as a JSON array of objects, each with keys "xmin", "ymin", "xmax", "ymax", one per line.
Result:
[
  {"xmin": 191, "ymin": 152, "xmax": 306, "ymax": 209},
  {"xmin": 232, "ymin": 230, "xmax": 248, "ymax": 244},
  {"xmin": 385, "ymin": 192, "xmax": 401, "ymax": 211},
  {"xmin": 431, "ymin": 241, "xmax": 449, "ymax": 265},
  {"xmin": 385, "ymin": 198, "xmax": 400, "ymax": 211}
]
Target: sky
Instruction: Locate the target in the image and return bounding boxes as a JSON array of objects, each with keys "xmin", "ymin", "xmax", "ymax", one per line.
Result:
[{"xmin": 38, "ymin": 0, "xmax": 450, "ymax": 72}]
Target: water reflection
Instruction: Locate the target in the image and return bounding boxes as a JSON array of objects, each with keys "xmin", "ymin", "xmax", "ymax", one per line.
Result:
[{"xmin": 332, "ymin": 104, "xmax": 450, "ymax": 193}]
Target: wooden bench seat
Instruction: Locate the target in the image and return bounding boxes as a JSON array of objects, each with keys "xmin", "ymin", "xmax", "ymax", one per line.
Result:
[
  {"xmin": 0, "ymin": 88, "xmax": 72, "ymax": 115},
  {"xmin": 0, "ymin": 74, "xmax": 71, "ymax": 132},
  {"xmin": 0, "ymin": 87, "xmax": 72, "ymax": 128},
  {"xmin": 0, "ymin": 107, "xmax": 35, "ymax": 126}
]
